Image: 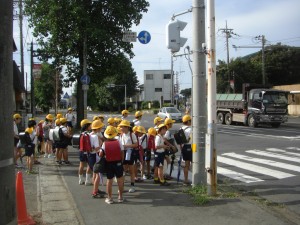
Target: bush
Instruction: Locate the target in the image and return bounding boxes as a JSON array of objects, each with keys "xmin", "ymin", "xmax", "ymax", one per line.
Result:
[
  {"xmin": 141, "ymin": 101, "xmax": 149, "ymax": 109},
  {"xmin": 152, "ymin": 100, "xmax": 160, "ymax": 108},
  {"xmin": 153, "ymin": 109, "xmax": 159, "ymax": 114}
]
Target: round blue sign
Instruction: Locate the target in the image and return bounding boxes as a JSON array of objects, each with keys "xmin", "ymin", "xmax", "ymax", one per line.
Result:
[
  {"xmin": 138, "ymin": 30, "xmax": 151, "ymax": 44},
  {"xmin": 80, "ymin": 74, "xmax": 91, "ymax": 85}
]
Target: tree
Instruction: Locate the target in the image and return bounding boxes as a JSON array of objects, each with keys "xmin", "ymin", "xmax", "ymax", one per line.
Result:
[
  {"xmin": 24, "ymin": 0, "xmax": 149, "ymax": 125},
  {"xmin": 34, "ymin": 63, "xmax": 63, "ymax": 113},
  {"xmin": 180, "ymin": 88, "xmax": 192, "ymax": 98}
]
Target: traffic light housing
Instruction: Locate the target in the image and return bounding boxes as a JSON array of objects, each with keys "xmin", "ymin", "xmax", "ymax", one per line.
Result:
[{"xmin": 166, "ymin": 20, "xmax": 187, "ymax": 53}]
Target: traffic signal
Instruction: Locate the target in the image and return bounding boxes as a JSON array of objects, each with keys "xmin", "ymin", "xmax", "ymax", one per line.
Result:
[{"xmin": 166, "ymin": 20, "xmax": 187, "ymax": 53}]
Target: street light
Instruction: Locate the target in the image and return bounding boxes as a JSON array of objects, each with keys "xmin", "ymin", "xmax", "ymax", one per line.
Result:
[{"xmin": 107, "ymin": 83, "xmax": 127, "ymax": 109}]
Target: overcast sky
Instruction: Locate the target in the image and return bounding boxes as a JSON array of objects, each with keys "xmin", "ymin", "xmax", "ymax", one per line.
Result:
[{"xmin": 13, "ymin": 0, "xmax": 300, "ymax": 93}]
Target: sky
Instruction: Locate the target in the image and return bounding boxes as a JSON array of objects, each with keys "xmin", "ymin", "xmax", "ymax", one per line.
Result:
[{"xmin": 13, "ymin": 0, "xmax": 300, "ymax": 94}]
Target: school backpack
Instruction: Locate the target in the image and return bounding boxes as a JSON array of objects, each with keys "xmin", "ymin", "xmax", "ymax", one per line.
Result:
[
  {"xmin": 147, "ymin": 135, "xmax": 155, "ymax": 151},
  {"xmin": 79, "ymin": 132, "xmax": 92, "ymax": 152},
  {"xmin": 104, "ymin": 140, "xmax": 122, "ymax": 162},
  {"xmin": 19, "ymin": 132, "xmax": 32, "ymax": 145},
  {"xmin": 53, "ymin": 126, "xmax": 61, "ymax": 141},
  {"xmin": 174, "ymin": 127, "xmax": 189, "ymax": 145}
]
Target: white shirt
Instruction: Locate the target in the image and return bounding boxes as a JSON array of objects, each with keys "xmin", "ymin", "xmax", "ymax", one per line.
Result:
[
  {"xmin": 164, "ymin": 130, "xmax": 173, "ymax": 140},
  {"xmin": 155, "ymin": 134, "xmax": 165, "ymax": 153},
  {"xmin": 29, "ymin": 130, "xmax": 37, "ymax": 145},
  {"xmin": 14, "ymin": 121, "xmax": 19, "ymax": 136},
  {"xmin": 89, "ymin": 133, "xmax": 100, "ymax": 155},
  {"xmin": 139, "ymin": 134, "xmax": 147, "ymax": 149},
  {"xmin": 133, "ymin": 119, "xmax": 141, "ymax": 126},
  {"xmin": 182, "ymin": 125, "xmax": 192, "ymax": 144},
  {"xmin": 65, "ymin": 112, "xmax": 74, "ymax": 122},
  {"xmin": 120, "ymin": 132, "xmax": 137, "ymax": 149}
]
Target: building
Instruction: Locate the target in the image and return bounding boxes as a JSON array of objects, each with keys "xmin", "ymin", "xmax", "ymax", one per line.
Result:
[{"xmin": 143, "ymin": 69, "xmax": 173, "ymax": 104}]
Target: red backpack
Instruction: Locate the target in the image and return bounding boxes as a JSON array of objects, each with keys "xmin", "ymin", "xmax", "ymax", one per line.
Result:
[
  {"xmin": 105, "ymin": 140, "xmax": 122, "ymax": 162},
  {"xmin": 147, "ymin": 135, "xmax": 155, "ymax": 151},
  {"xmin": 79, "ymin": 132, "xmax": 92, "ymax": 152}
]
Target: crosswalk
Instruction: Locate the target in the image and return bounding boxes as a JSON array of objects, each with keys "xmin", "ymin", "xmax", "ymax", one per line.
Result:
[{"xmin": 217, "ymin": 147, "xmax": 300, "ymax": 184}]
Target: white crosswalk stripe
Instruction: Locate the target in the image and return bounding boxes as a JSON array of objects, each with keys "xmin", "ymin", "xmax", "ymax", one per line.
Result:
[
  {"xmin": 217, "ymin": 147, "xmax": 300, "ymax": 184},
  {"xmin": 218, "ymin": 156, "xmax": 295, "ymax": 179},
  {"xmin": 222, "ymin": 152, "xmax": 300, "ymax": 173},
  {"xmin": 246, "ymin": 150, "xmax": 300, "ymax": 163},
  {"xmin": 217, "ymin": 167, "xmax": 264, "ymax": 183}
]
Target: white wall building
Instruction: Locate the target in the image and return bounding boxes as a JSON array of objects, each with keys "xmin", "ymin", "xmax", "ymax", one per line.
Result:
[{"xmin": 143, "ymin": 69, "xmax": 172, "ymax": 103}]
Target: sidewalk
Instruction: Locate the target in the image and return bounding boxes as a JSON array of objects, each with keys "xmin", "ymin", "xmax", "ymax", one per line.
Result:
[{"xmin": 21, "ymin": 148, "xmax": 300, "ymax": 225}]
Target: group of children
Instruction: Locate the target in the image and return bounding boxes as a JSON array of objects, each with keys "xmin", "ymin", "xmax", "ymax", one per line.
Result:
[
  {"xmin": 13, "ymin": 109, "xmax": 75, "ymax": 173},
  {"xmin": 78, "ymin": 109, "xmax": 192, "ymax": 204}
]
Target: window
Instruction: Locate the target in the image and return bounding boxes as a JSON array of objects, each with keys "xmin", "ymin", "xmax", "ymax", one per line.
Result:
[
  {"xmin": 164, "ymin": 74, "xmax": 171, "ymax": 79},
  {"xmin": 155, "ymin": 88, "xmax": 162, "ymax": 92},
  {"xmin": 146, "ymin": 74, "xmax": 153, "ymax": 80}
]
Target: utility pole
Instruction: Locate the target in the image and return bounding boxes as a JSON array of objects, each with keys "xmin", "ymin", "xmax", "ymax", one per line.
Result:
[
  {"xmin": 233, "ymin": 35, "xmax": 267, "ymax": 85},
  {"xmin": 192, "ymin": 0, "xmax": 207, "ymax": 185},
  {"xmin": 170, "ymin": 54, "xmax": 174, "ymax": 105},
  {"xmin": 83, "ymin": 34, "xmax": 88, "ymax": 119},
  {"xmin": 0, "ymin": 1, "xmax": 17, "ymax": 224},
  {"xmin": 206, "ymin": 0, "xmax": 217, "ymax": 195},
  {"xmin": 219, "ymin": 21, "xmax": 238, "ymax": 92},
  {"xmin": 18, "ymin": 0, "xmax": 25, "ymax": 111},
  {"xmin": 30, "ymin": 41, "xmax": 35, "ymax": 116},
  {"xmin": 55, "ymin": 69, "xmax": 59, "ymax": 115}
]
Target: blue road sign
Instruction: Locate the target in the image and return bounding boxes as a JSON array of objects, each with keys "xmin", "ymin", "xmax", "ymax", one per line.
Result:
[
  {"xmin": 80, "ymin": 74, "xmax": 91, "ymax": 85},
  {"xmin": 138, "ymin": 30, "xmax": 151, "ymax": 44},
  {"xmin": 174, "ymin": 94, "xmax": 179, "ymax": 100}
]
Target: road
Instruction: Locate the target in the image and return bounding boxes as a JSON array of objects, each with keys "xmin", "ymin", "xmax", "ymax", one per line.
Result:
[{"xmin": 96, "ymin": 113, "xmax": 300, "ymax": 213}]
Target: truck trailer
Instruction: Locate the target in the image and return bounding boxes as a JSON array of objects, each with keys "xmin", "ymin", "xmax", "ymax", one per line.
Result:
[{"xmin": 216, "ymin": 83, "xmax": 290, "ymax": 128}]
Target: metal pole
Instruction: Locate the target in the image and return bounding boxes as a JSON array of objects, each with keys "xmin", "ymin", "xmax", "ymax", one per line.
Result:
[
  {"xmin": 206, "ymin": 0, "xmax": 217, "ymax": 196},
  {"xmin": 0, "ymin": 0, "xmax": 16, "ymax": 223},
  {"xmin": 262, "ymin": 35, "xmax": 266, "ymax": 85},
  {"xmin": 83, "ymin": 34, "xmax": 87, "ymax": 118},
  {"xmin": 30, "ymin": 41, "xmax": 34, "ymax": 116},
  {"xmin": 19, "ymin": 0, "xmax": 25, "ymax": 111},
  {"xmin": 171, "ymin": 54, "xmax": 174, "ymax": 105},
  {"xmin": 192, "ymin": 0, "xmax": 207, "ymax": 186},
  {"xmin": 125, "ymin": 84, "xmax": 127, "ymax": 109},
  {"xmin": 55, "ymin": 69, "xmax": 58, "ymax": 115}
]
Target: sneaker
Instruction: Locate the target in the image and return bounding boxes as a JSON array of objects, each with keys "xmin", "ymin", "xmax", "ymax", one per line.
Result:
[
  {"xmin": 44, "ymin": 154, "xmax": 48, "ymax": 158},
  {"xmin": 183, "ymin": 181, "xmax": 191, "ymax": 186},
  {"xmin": 160, "ymin": 181, "xmax": 171, "ymax": 186},
  {"xmin": 128, "ymin": 187, "xmax": 135, "ymax": 193},
  {"xmin": 97, "ymin": 190, "xmax": 106, "ymax": 195},
  {"xmin": 105, "ymin": 198, "xmax": 114, "ymax": 204},
  {"xmin": 142, "ymin": 175, "xmax": 147, "ymax": 180},
  {"xmin": 118, "ymin": 198, "xmax": 124, "ymax": 203},
  {"xmin": 63, "ymin": 161, "xmax": 70, "ymax": 165},
  {"xmin": 48, "ymin": 154, "xmax": 55, "ymax": 158},
  {"xmin": 28, "ymin": 170, "xmax": 38, "ymax": 175},
  {"xmin": 56, "ymin": 161, "xmax": 62, "ymax": 165},
  {"xmin": 34, "ymin": 160, "xmax": 41, "ymax": 165},
  {"xmin": 153, "ymin": 179, "xmax": 160, "ymax": 184},
  {"xmin": 15, "ymin": 164, "xmax": 22, "ymax": 168},
  {"xmin": 85, "ymin": 181, "xmax": 93, "ymax": 186},
  {"xmin": 92, "ymin": 192, "xmax": 101, "ymax": 198},
  {"xmin": 79, "ymin": 180, "xmax": 85, "ymax": 185},
  {"xmin": 147, "ymin": 175, "xmax": 153, "ymax": 180}
]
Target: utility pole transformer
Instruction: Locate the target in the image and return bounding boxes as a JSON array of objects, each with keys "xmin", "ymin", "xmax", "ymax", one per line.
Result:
[
  {"xmin": 206, "ymin": 0, "xmax": 217, "ymax": 196},
  {"xmin": 0, "ymin": 0, "xmax": 17, "ymax": 224},
  {"xmin": 191, "ymin": 0, "xmax": 207, "ymax": 186}
]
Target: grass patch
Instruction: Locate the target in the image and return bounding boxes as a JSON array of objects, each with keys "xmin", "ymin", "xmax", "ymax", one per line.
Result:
[{"xmin": 183, "ymin": 185, "xmax": 212, "ymax": 205}]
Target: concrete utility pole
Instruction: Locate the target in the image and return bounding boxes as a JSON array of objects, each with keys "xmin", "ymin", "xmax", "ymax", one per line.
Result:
[
  {"xmin": 83, "ymin": 35, "xmax": 88, "ymax": 119},
  {"xmin": 30, "ymin": 41, "xmax": 35, "ymax": 116},
  {"xmin": 0, "ymin": 1, "xmax": 17, "ymax": 224},
  {"xmin": 191, "ymin": 0, "xmax": 207, "ymax": 185},
  {"xmin": 206, "ymin": 0, "xmax": 217, "ymax": 195},
  {"xmin": 232, "ymin": 35, "xmax": 267, "ymax": 85},
  {"xmin": 18, "ymin": 0, "xmax": 25, "ymax": 111}
]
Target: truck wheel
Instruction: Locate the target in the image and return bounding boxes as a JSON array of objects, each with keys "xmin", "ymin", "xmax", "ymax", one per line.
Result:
[
  {"xmin": 217, "ymin": 112, "xmax": 225, "ymax": 124},
  {"xmin": 248, "ymin": 114, "xmax": 257, "ymax": 127},
  {"xmin": 271, "ymin": 123, "xmax": 281, "ymax": 128},
  {"xmin": 225, "ymin": 113, "xmax": 232, "ymax": 125}
]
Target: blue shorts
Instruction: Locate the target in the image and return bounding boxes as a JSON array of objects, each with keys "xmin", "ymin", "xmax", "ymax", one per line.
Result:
[
  {"xmin": 79, "ymin": 151, "xmax": 88, "ymax": 162},
  {"xmin": 88, "ymin": 153, "xmax": 97, "ymax": 170},
  {"xmin": 106, "ymin": 161, "xmax": 124, "ymax": 179},
  {"xmin": 25, "ymin": 144, "xmax": 35, "ymax": 157},
  {"xmin": 182, "ymin": 144, "xmax": 192, "ymax": 161},
  {"xmin": 123, "ymin": 150, "xmax": 134, "ymax": 165},
  {"xmin": 67, "ymin": 121, "xmax": 73, "ymax": 128},
  {"xmin": 154, "ymin": 152, "xmax": 165, "ymax": 167},
  {"xmin": 144, "ymin": 149, "xmax": 151, "ymax": 161},
  {"xmin": 132, "ymin": 149, "xmax": 140, "ymax": 163}
]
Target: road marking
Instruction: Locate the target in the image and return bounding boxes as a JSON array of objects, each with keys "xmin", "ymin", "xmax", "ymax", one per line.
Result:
[
  {"xmin": 247, "ymin": 150, "xmax": 300, "ymax": 163},
  {"xmin": 222, "ymin": 152, "xmax": 300, "ymax": 173},
  {"xmin": 266, "ymin": 148, "xmax": 300, "ymax": 157},
  {"xmin": 218, "ymin": 167, "xmax": 264, "ymax": 183},
  {"xmin": 218, "ymin": 156, "xmax": 295, "ymax": 179},
  {"xmin": 286, "ymin": 147, "xmax": 300, "ymax": 151}
]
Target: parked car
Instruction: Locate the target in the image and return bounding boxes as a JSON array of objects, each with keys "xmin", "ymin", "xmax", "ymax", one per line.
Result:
[{"xmin": 157, "ymin": 107, "xmax": 182, "ymax": 122}]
